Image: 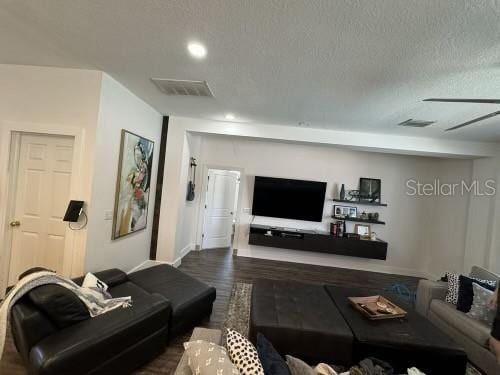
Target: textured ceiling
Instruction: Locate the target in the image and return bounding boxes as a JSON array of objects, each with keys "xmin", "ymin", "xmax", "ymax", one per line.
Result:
[{"xmin": 1, "ymin": 0, "xmax": 500, "ymax": 141}]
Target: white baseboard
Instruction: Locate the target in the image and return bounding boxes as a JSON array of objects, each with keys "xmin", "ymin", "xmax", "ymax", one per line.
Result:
[
  {"xmin": 170, "ymin": 243, "xmax": 194, "ymax": 266},
  {"xmin": 180, "ymin": 243, "xmax": 193, "ymax": 258},
  {"xmin": 128, "ymin": 244, "xmax": 195, "ymax": 272},
  {"xmin": 127, "ymin": 260, "xmax": 159, "ymax": 273},
  {"xmin": 237, "ymin": 247, "xmax": 430, "ymax": 279}
]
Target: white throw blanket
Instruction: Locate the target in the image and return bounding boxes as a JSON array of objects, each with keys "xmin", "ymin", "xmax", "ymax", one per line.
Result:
[{"xmin": 0, "ymin": 270, "xmax": 132, "ymax": 361}]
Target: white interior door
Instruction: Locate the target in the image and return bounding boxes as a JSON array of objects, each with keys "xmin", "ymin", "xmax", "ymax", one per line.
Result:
[
  {"xmin": 8, "ymin": 134, "xmax": 74, "ymax": 285},
  {"xmin": 202, "ymin": 170, "xmax": 239, "ymax": 249}
]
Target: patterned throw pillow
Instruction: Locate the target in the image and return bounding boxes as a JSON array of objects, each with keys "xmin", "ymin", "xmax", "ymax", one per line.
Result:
[
  {"xmin": 445, "ymin": 272, "xmax": 460, "ymax": 305},
  {"xmin": 456, "ymin": 275, "xmax": 497, "ymax": 312},
  {"xmin": 467, "ymin": 283, "xmax": 496, "ymax": 327},
  {"xmin": 184, "ymin": 340, "xmax": 239, "ymax": 375},
  {"xmin": 226, "ymin": 329, "xmax": 264, "ymax": 375},
  {"xmin": 286, "ymin": 355, "xmax": 316, "ymax": 375}
]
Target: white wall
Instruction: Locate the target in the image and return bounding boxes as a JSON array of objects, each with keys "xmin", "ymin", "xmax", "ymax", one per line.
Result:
[
  {"xmin": 174, "ymin": 133, "xmax": 202, "ymax": 261},
  {"xmin": 188, "ymin": 135, "xmax": 474, "ymax": 277},
  {"xmin": 0, "ymin": 66, "xmax": 162, "ymax": 285},
  {"xmin": 464, "ymin": 155, "xmax": 500, "ymax": 274},
  {"xmin": 490, "ymin": 190, "xmax": 500, "ymax": 274},
  {"xmin": 0, "ymin": 64, "xmax": 102, "ymax": 284},
  {"xmin": 158, "ymin": 116, "xmax": 499, "ymax": 278},
  {"xmin": 424, "ymin": 159, "xmax": 473, "ymax": 277},
  {"xmin": 0, "ymin": 64, "xmax": 102, "ymax": 210},
  {"xmin": 85, "ymin": 74, "xmax": 162, "ymax": 272}
]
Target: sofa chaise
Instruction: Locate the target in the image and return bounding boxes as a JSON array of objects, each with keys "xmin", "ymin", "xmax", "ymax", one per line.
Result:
[{"xmin": 10, "ymin": 265, "xmax": 216, "ymax": 375}]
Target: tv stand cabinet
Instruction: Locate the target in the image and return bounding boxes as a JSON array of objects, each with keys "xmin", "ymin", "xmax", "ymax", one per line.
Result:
[{"xmin": 249, "ymin": 224, "xmax": 388, "ymax": 260}]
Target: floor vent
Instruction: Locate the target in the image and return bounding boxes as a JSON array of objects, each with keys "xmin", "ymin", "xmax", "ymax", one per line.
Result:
[
  {"xmin": 151, "ymin": 78, "xmax": 214, "ymax": 97},
  {"xmin": 398, "ymin": 119, "xmax": 435, "ymax": 128}
]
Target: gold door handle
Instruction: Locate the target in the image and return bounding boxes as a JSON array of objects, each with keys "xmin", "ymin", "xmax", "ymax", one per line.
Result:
[{"xmin": 10, "ymin": 220, "xmax": 21, "ymax": 227}]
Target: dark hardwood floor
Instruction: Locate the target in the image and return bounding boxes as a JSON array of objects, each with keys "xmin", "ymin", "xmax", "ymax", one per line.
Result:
[
  {"xmin": 178, "ymin": 247, "xmax": 420, "ymax": 329},
  {"xmin": 138, "ymin": 248, "xmax": 420, "ymax": 374},
  {"xmin": 0, "ymin": 248, "xmax": 420, "ymax": 374}
]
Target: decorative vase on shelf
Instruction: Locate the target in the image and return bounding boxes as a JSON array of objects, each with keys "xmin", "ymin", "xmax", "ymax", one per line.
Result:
[{"xmin": 340, "ymin": 184, "xmax": 345, "ymax": 201}]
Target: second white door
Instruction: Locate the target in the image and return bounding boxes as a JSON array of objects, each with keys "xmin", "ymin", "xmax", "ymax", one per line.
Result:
[
  {"xmin": 202, "ymin": 169, "xmax": 239, "ymax": 249},
  {"xmin": 8, "ymin": 134, "xmax": 74, "ymax": 285}
]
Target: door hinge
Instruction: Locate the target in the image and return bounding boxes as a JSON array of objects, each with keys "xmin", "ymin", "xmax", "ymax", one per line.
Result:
[
  {"xmin": 202, "ymin": 233, "xmax": 205, "ymax": 238},
  {"xmin": 205, "ymin": 204, "xmax": 207, "ymax": 209}
]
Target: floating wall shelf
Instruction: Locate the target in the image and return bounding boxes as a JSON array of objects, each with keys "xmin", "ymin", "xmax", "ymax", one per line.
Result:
[
  {"xmin": 332, "ymin": 199, "xmax": 388, "ymax": 207},
  {"xmin": 332, "ymin": 216, "xmax": 385, "ymax": 225}
]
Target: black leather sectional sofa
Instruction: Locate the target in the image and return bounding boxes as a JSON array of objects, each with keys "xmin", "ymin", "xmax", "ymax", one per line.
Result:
[{"xmin": 10, "ymin": 265, "xmax": 216, "ymax": 375}]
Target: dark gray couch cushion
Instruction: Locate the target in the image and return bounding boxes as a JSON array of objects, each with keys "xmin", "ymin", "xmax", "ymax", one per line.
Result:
[
  {"xmin": 29, "ymin": 289, "xmax": 170, "ymax": 375},
  {"xmin": 28, "ymin": 284, "xmax": 90, "ymax": 328}
]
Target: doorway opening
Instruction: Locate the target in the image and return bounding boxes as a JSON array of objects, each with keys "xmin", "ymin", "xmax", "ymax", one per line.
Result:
[
  {"xmin": 200, "ymin": 168, "xmax": 241, "ymax": 250},
  {"xmin": 5, "ymin": 132, "xmax": 75, "ymax": 286}
]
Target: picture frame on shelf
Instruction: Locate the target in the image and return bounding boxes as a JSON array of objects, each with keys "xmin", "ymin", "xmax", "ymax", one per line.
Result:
[
  {"xmin": 355, "ymin": 224, "xmax": 371, "ymax": 239},
  {"xmin": 334, "ymin": 205, "xmax": 357, "ymax": 218},
  {"xmin": 349, "ymin": 207, "xmax": 357, "ymax": 218},
  {"xmin": 359, "ymin": 178, "xmax": 381, "ymax": 203}
]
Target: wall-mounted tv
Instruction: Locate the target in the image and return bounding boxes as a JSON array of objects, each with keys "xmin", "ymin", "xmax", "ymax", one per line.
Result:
[{"xmin": 252, "ymin": 176, "xmax": 326, "ymax": 222}]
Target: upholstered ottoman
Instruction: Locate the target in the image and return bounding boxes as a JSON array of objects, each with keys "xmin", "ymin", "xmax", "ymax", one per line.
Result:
[
  {"xmin": 249, "ymin": 279, "xmax": 353, "ymax": 365},
  {"xmin": 129, "ymin": 264, "xmax": 216, "ymax": 339}
]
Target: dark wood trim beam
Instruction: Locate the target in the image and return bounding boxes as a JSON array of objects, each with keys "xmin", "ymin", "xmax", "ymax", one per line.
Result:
[{"xmin": 150, "ymin": 116, "xmax": 169, "ymax": 260}]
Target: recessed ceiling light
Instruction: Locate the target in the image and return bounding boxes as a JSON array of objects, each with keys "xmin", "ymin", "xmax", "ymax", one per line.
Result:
[
  {"xmin": 225, "ymin": 113, "xmax": 235, "ymax": 121},
  {"xmin": 187, "ymin": 42, "xmax": 207, "ymax": 59}
]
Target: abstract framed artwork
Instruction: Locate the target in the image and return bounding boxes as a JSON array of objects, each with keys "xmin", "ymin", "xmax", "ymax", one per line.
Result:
[{"xmin": 112, "ymin": 130, "xmax": 154, "ymax": 240}]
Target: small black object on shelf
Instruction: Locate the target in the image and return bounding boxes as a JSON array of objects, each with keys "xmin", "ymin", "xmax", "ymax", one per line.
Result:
[
  {"xmin": 332, "ymin": 216, "xmax": 385, "ymax": 225},
  {"xmin": 339, "ymin": 184, "xmax": 345, "ymax": 200}
]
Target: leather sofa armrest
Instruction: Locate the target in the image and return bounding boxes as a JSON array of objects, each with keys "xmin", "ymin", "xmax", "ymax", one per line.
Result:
[
  {"xmin": 73, "ymin": 268, "xmax": 128, "ymax": 287},
  {"xmin": 29, "ymin": 293, "xmax": 170, "ymax": 375},
  {"xmin": 11, "ymin": 301, "xmax": 57, "ymax": 361},
  {"xmin": 416, "ymin": 279, "xmax": 447, "ymax": 317}
]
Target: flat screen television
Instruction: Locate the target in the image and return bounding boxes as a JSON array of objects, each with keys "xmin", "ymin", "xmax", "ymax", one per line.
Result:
[{"xmin": 252, "ymin": 176, "xmax": 326, "ymax": 222}]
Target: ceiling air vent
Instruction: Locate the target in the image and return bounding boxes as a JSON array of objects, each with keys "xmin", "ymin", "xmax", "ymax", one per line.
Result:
[
  {"xmin": 398, "ymin": 119, "xmax": 435, "ymax": 128},
  {"xmin": 151, "ymin": 78, "xmax": 214, "ymax": 97}
]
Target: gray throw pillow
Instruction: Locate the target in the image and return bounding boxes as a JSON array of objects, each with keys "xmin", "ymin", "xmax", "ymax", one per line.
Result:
[
  {"xmin": 286, "ymin": 355, "xmax": 316, "ymax": 375},
  {"xmin": 184, "ymin": 340, "xmax": 239, "ymax": 375},
  {"xmin": 467, "ymin": 283, "xmax": 496, "ymax": 326}
]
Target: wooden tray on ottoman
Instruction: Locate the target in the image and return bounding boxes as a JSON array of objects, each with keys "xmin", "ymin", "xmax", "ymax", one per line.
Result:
[{"xmin": 348, "ymin": 295, "xmax": 407, "ymax": 320}]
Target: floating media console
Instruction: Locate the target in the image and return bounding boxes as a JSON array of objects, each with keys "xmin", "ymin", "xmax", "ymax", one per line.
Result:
[{"xmin": 249, "ymin": 224, "xmax": 388, "ymax": 260}]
